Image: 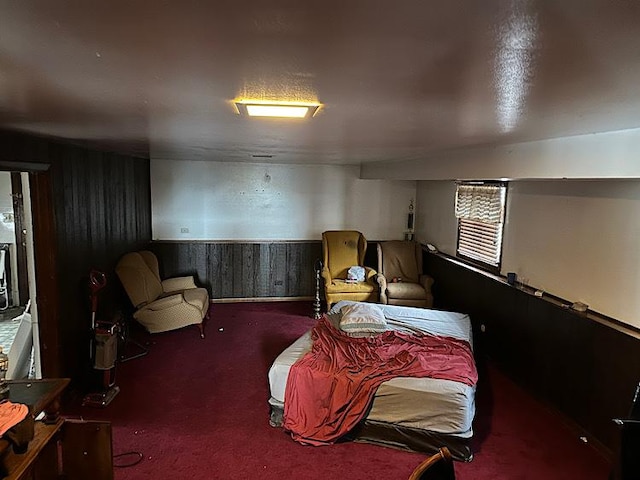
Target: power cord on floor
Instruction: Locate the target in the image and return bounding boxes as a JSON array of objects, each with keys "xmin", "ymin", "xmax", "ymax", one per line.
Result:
[
  {"xmin": 60, "ymin": 415, "xmax": 144, "ymax": 468},
  {"xmin": 113, "ymin": 451, "xmax": 144, "ymax": 468}
]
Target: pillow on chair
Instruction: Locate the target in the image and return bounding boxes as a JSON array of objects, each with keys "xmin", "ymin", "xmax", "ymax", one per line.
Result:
[{"xmin": 339, "ymin": 303, "xmax": 387, "ymax": 337}]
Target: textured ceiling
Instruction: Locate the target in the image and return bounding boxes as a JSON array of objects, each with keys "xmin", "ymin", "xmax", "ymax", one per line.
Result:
[{"xmin": 1, "ymin": 1, "xmax": 640, "ymax": 165}]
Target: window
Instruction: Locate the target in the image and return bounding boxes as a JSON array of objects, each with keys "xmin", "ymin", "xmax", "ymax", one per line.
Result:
[{"xmin": 455, "ymin": 182, "xmax": 507, "ymax": 271}]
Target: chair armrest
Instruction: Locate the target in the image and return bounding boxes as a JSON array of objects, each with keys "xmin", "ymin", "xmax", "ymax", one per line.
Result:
[
  {"xmin": 364, "ymin": 267, "xmax": 377, "ymax": 282},
  {"xmin": 321, "ymin": 267, "xmax": 333, "ymax": 285},
  {"xmin": 419, "ymin": 274, "xmax": 434, "ymax": 291},
  {"xmin": 376, "ymin": 273, "xmax": 388, "ymax": 290},
  {"xmin": 162, "ymin": 276, "xmax": 197, "ymax": 293},
  {"xmin": 143, "ymin": 293, "xmax": 183, "ymax": 311},
  {"xmin": 376, "ymin": 273, "xmax": 389, "ymax": 304}
]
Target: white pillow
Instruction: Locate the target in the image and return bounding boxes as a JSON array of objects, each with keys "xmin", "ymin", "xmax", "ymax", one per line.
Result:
[
  {"xmin": 339, "ymin": 303, "xmax": 387, "ymax": 337},
  {"xmin": 347, "ymin": 266, "xmax": 366, "ymax": 282}
]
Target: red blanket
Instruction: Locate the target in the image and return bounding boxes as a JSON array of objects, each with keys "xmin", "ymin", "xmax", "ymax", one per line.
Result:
[{"xmin": 283, "ymin": 316, "xmax": 477, "ymax": 446}]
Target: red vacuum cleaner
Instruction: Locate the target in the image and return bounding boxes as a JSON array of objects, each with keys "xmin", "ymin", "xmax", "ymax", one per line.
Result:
[{"xmin": 82, "ymin": 269, "xmax": 120, "ymax": 407}]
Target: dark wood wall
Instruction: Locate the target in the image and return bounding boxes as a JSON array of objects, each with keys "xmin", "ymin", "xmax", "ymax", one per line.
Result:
[
  {"xmin": 149, "ymin": 239, "xmax": 381, "ymax": 301},
  {"xmin": 1, "ymin": 131, "xmax": 152, "ymax": 383},
  {"xmin": 49, "ymin": 145, "xmax": 151, "ymax": 382},
  {"xmin": 150, "ymin": 241, "xmax": 322, "ymax": 299},
  {"xmin": 424, "ymin": 251, "xmax": 640, "ymax": 455}
]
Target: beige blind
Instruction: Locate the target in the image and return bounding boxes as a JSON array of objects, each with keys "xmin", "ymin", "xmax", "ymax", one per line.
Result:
[
  {"xmin": 455, "ymin": 184, "xmax": 506, "ymax": 268},
  {"xmin": 455, "ymin": 184, "xmax": 505, "ymax": 224}
]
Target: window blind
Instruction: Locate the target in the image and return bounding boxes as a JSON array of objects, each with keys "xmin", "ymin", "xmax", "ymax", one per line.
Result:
[{"xmin": 455, "ymin": 184, "xmax": 506, "ymax": 268}]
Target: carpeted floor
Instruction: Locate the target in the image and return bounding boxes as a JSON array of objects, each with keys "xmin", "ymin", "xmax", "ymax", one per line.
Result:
[{"xmin": 67, "ymin": 302, "xmax": 612, "ymax": 479}]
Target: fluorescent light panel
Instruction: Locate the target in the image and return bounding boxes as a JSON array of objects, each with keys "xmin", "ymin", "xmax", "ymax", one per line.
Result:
[
  {"xmin": 235, "ymin": 101, "xmax": 320, "ymax": 118},
  {"xmin": 247, "ymin": 105, "xmax": 308, "ymax": 118}
]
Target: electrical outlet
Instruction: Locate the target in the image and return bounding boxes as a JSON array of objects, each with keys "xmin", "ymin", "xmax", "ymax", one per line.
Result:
[
  {"xmin": 180, "ymin": 227, "xmax": 189, "ymax": 233},
  {"xmin": 274, "ymin": 280, "xmax": 283, "ymax": 286}
]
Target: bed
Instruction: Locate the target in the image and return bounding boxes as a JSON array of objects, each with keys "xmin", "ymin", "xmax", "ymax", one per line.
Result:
[{"xmin": 268, "ymin": 300, "xmax": 477, "ymax": 461}]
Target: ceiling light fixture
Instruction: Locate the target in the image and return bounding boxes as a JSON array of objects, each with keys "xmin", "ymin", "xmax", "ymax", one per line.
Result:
[{"xmin": 235, "ymin": 101, "xmax": 321, "ymax": 119}]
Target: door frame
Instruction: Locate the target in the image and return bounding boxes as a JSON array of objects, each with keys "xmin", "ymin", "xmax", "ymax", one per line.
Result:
[
  {"xmin": 0, "ymin": 165, "xmax": 60, "ymax": 377},
  {"xmin": 28, "ymin": 169, "xmax": 61, "ymax": 378},
  {"xmin": 10, "ymin": 172, "xmax": 30, "ymax": 306}
]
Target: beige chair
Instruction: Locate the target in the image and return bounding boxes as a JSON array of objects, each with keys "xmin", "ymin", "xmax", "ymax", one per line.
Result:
[
  {"xmin": 376, "ymin": 240, "xmax": 434, "ymax": 308},
  {"xmin": 321, "ymin": 230, "xmax": 378, "ymax": 309},
  {"xmin": 116, "ymin": 250, "xmax": 209, "ymax": 337}
]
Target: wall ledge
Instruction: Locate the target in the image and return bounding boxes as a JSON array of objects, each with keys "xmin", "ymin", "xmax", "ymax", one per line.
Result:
[{"xmin": 425, "ymin": 248, "xmax": 640, "ymax": 341}]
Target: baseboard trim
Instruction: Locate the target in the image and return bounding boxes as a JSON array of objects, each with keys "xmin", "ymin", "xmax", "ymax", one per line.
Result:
[{"xmin": 211, "ymin": 296, "xmax": 313, "ymax": 304}]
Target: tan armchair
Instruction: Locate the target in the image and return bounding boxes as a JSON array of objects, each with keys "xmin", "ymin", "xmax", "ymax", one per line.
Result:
[
  {"xmin": 376, "ymin": 240, "xmax": 434, "ymax": 308},
  {"xmin": 321, "ymin": 230, "xmax": 378, "ymax": 309},
  {"xmin": 116, "ymin": 250, "xmax": 209, "ymax": 337}
]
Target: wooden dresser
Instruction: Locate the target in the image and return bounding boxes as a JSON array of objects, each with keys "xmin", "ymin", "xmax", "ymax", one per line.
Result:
[{"xmin": 1, "ymin": 379, "xmax": 113, "ymax": 480}]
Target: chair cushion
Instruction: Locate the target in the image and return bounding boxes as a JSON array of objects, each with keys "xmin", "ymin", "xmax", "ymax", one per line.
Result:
[
  {"xmin": 326, "ymin": 279, "xmax": 377, "ymax": 294},
  {"xmin": 386, "ymin": 282, "xmax": 428, "ymax": 300}
]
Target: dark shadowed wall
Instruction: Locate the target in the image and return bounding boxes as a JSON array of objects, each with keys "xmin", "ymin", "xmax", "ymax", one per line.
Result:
[
  {"xmin": 49, "ymin": 145, "xmax": 151, "ymax": 382},
  {"xmin": 1, "ymin": 131, "xmax": 152, "ymax": 383},
  {"xmin": 423, "ymin": 250, "xmax": 640, "ymax": 457}
]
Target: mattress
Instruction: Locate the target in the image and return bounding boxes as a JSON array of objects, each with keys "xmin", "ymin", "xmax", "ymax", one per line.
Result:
[{"xmin": 268, "ymin": 301, "xmax": 476, "ymax": 457}]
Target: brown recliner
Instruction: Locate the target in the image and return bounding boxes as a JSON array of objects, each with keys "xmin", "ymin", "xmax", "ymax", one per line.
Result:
[
  {"xmin": 116, "ymin": 250, "xmax": 209, "ymax": 337},
  {"xmin": 376, "ymin": 240, "xmax": 434, "ymax": 308}
]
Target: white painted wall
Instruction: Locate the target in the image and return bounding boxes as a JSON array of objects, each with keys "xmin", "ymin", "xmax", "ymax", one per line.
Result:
[
  {"xmin": 416, "ymin": 179, "xmax": 640, "ymax": 329},
  {"xmin": 414, "ymin": 181, "xmax": 458, "ymax": 254},
  {"xmin": 362, "ymin": 128, "xmax": 640, "ymax": 181},
  {"xmin": 152, "ymin": 131, "xmax": 640, "ymax": 329},
  {"xmin": 151, "ymin": 159, "xmax": 416, "ymax": 241}
]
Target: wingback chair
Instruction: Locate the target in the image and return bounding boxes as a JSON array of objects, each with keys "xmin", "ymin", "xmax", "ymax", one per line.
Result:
[
  {"xmin": 376, "ymin": 240, "xmax": 434, "ymax": 308},
  {"xmin": 321, "ymin": 230, "xmax": 378, "ymax": 309},
  {"xmin": 116, "ymin": 250, "xmax": 209, "ymax": 337}
]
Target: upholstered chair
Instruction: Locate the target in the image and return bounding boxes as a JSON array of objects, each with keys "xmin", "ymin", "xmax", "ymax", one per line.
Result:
[
  {"xmin": 408, "ymin": 447, "xmax": 456, "ymax": 480},
  {"xmin": 116, "ymin": 250, "xmax": 209, "ymax": 337},
  {"xmin": 321, "ymin": 230, "xmax": 378, "ymax": 309},
  {"xmin": 376, "ymin": 240, "xmax": 434, "ymax": 308}
]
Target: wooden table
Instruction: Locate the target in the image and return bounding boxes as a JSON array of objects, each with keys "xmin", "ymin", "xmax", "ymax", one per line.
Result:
[{"xmin": 0, "ymin": 378, "xmax": 70, "ymax": 480}]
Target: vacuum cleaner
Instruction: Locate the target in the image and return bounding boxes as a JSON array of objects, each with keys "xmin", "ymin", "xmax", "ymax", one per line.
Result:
[{"xmin": 82, "ymin": 269, "xmax": 120, "ymax": 407}]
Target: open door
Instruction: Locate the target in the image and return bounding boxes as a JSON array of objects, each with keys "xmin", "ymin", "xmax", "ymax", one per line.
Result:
[{"xmin": 0, "ymin": 171, "xmax": 42, "ymax": 380}]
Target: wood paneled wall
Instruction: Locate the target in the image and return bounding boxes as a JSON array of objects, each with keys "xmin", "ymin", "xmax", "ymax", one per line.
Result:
[
  {"xmin": 1, "ymin": 130, "xmax": 152, "ymax": 382},
  {"xmin": 149, "ymin": 239, "xmax": 381, "ymax": 301},
  {"xmin": 150, "ymin": 241, "xmax": 323, "ymax": 299},
  {"xmin": 424, "ymin": 251, "xmax": 640, "ymax": 455},
  {"xmin": 49, "ymin": 145, "xmax": 151, "ymax": 382}
]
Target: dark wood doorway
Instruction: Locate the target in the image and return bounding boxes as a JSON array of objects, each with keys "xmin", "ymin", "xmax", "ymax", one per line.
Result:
[
  {"xmin": 0, "ymin": 165, "xmax": 61, "ymax": 378},
  {"xmin": 10, "ymin": 172, "xmax": 30, "ymax": 306}
]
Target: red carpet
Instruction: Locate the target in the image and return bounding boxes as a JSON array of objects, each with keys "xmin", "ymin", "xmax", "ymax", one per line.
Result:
[{"xmin": 68, "ymin": 302, "xmax": 612, "ymax": 479}]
